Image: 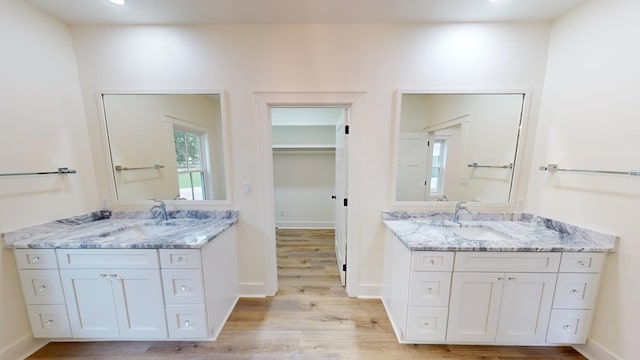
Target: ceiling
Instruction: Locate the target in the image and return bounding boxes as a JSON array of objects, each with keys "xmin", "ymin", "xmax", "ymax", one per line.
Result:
[{"xmin": 26, "ymin": 0, "xmax": 586, "ymax": 25}]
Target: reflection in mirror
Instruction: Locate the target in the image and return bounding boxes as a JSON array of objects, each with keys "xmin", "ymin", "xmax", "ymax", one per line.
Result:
[
  {"xmin": 102, "ymin": 94, "xmax": 227, "ymax": 201},
  {"xmin": 395, "ymin": 93, "xmax": 525, "ymax": 203}
]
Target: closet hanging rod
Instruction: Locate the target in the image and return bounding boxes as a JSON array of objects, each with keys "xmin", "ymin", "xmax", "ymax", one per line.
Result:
[
  {"xmin": 0, "ymin": 167, "xmax": 77, "ymax": 177},
  {"xmin": 115, "ymin": 164, "xmax": 165, "ymax": 172},
  {"xmin": 467, "ymin": 162, "xmax": 513, "ymax": 169},
  {"xmin": 539, "ymin": 164, "xmax": 640, "ymax": 176}
]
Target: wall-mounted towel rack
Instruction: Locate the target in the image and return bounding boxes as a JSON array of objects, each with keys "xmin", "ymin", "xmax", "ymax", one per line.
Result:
[
  {"xmin": 539, "ymin": 164, "xmax": 640, "ymax": 176},
  {"xmin": 467, "ymin": 162, "xmax": 513, "ymax": 169},
  {"xmin": 115, "ymin": 164, "xmax": 165, "ymax": 172},
  {"xmin": 0, "ymin": 167, "xmax": 77, "ymax": 177}
]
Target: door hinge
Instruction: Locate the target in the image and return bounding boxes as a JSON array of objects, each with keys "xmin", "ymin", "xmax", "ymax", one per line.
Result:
[
  {"xmin": 342, "ymin": 264, "xmax": 347, "ymax": 272},
  {"xmin": 345, "ymin": 125, "xmax": 350, "ymax": 135},
  {"xmin": 343, "ymin": 198, "xmax": 348, "ymax": 207}
]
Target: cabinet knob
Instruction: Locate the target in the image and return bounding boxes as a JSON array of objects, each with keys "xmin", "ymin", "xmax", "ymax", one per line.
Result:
[
  {"xmin": 497, "ymin": 277, "xmax": 505, "ymax": 281},
  {"xmin": 563, "ymin": 325, "xmax": 573, "ymax": 332},
  {"xmin": 177, "ymin": 257, "xmax": 185, "ymax": 263},
  {"xmin": 99, "ymin": 273, "xmax": 109, "ymax": 279},
  {"xmin": 110, "ymin": 274, "xmax": 122, "ymax": 281},
  {"xmin": 183, "ymin": 320, "xmax": 191, "ymax": 328},
  {"xmin": 570, "ymin": 289, "xmax": 579, "ymax": 295},
  {"xmin": 508, "ymin": 277, "xmax": 516, "ymax": 281},
  {"xmin": 181, "ymin": 285, "xmax": 188, "ymax": 292},
  {"xmin": 45, "ymin": 320, "xmax": 54, "ymax": 327},
  {"xmin": 31, "ymin": 256, "xmax": 41, "ymax": 263},
  {"xmin": 577, "ymin": 260, "xmax": 586, "ymax": 266},
  {"xmin": 429, "ymin": 259, "xmax": 436, "ymax": 265},
  {"xmin": 38, "ymin": 285, "xmax": 47, "ymax": 292},
  {"xmin": 423, "ymin": 322, "xmax": 432, "ymax": 329}
]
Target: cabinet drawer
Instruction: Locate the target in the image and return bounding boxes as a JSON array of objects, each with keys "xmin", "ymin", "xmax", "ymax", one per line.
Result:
[
  {"xmin": 14, "ymin": 249, "xmax": 58, "ymax": 269},
  {"xmin": 411, "ymin": 252, "xmax": 454, "ymax": 271},
  {"xmin": 26, "ymin": 304, "xmax": 72, "ymax": 338},
  {"xmin": 559, "ymin": 253, "xmax": 605, "ymax": 273},
  {"xmin": 56, "ymin": 249, "xmax": 159, "ymax": 269},
  {"xmin": 409, "ymin": 272, "xmax": 451, "ymax": 307},
  {"xmin": 160, "ymin": 249, "xmax": 202, "ymax": 269},
  {"xmin": 19, "ymin": 270, "xmax": 65, "ymax": 304},
  {"xmin": 162, "ymin": 269, "xmax": 205, "ymax": 304},
  {"xmin": 553, "ymin": 273, "xmax": 601, "ymax": 309},
  {"xmin": 454, "ymin": 252, "xmax": 561, "ymax": 273},
  {"xmin": 166, "ymin": 304, "xmax": 208, "ymax": 339},
  {"xmin": 405, "ymin": 307, "xmax": 448, "ymax": 342},
  {"xmin": 546, "ymin": 309, "xmax": 593, "ymax": 344}
]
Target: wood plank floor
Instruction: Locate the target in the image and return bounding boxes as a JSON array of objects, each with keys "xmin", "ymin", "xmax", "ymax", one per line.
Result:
[{"xmin": 28, "ymin": 229, "xmax": 586, "ymax": 360}]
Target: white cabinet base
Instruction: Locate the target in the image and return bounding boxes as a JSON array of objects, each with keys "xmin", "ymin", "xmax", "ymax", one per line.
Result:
[
  {"xmin": 406, "ymin": 307, "xmax": 448, "ymax": 342},
  {"xmin": 26, "ymin": 305, "xmax": 72, "ymax": 338}
]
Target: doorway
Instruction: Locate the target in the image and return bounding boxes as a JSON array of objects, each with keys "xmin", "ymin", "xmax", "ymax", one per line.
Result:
[
  {"xmin": 270, "ymin": 107, "xmax": 349, "ymax": 286},
  {"xmin": 253, "ymin": 91, "xmax": 365, "ymax": 297}
]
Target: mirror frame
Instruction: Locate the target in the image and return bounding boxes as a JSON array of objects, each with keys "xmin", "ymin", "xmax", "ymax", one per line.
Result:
[
  {"xmin": 390, "ymin": 89, "xmax": 530, "ymax": 210},
  {"xmin": 97, "ymin": 89, "xmax": 232, "ymax": 207}
]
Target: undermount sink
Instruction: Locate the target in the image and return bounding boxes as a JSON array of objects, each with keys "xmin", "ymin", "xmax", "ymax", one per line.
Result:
[
  {"xmin": 449, "ymin": 226, "xmax": 511, "ymax": 241},
  {"xmin": 106, "ymin": 222, "xmax": 178, "ymax": 238}
]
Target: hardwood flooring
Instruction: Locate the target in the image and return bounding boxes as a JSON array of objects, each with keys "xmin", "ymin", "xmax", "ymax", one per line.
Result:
[{"xmin": 28, "ymin": 229, "xmax": 586, "ymax": 360}]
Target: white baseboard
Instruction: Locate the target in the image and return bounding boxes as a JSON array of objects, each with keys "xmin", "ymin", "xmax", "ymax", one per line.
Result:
[
  {"xmin": 573, "ymin": 339, "xmax": 620, "ymax": 360},
  {"xmin": 275, "ymin": 221, "xmax": 334, "ymax": 229},
  {"xmin": 0, "ymin": 334, "xmax": 47, "ymax": 360}
]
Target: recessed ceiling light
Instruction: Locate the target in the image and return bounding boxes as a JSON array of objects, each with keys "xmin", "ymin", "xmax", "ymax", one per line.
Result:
[{"xmin": 109, "ymin": 0, "xmax": 125, "ymax": 5}]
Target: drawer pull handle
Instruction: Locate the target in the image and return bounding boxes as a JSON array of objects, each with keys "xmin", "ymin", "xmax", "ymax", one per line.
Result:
[
  {"xmin": 38, "ymin": 285, "xmax": 47, "ymax": 292},
  {"xmin": 45, "ymin": 320, "xmax": 54, "ymax": 327},
  {"xmin": 497, "ymin": 277, "xmax": 505, "ymax": 281},
  {"xmin": 184, "ymin": 320, "xmax": 191, "ymax": 328},
  {"xmin": 181, "ymin": 285, "xmax": 188, "ymax": 292},
  {"xmin": 31, "ymin": 256, "xmax": 41, "ymax": 263},
  {"xmin": 508, "ymin": 277, "xmax": 516, "ymax": 281}
]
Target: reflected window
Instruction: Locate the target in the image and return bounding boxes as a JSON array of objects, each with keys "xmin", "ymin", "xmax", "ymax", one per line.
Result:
[
  {"xmin": 174, "ymin": 126, "xmax": 207, "ymax": 200},
  {"xmin": 430, "ymin": 139, "xmax": 446, "ymax": 195}
]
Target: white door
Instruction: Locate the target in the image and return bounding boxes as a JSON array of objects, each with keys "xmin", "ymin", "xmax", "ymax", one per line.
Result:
[
  {"xmin": 446, "ymin": 272, "xmax": 504, "ymax": 343},
  {"xmin": 60, "ymin": 269, "xmax": 120, "ymax": 338},
  {"xmin": 111, "ymin": 269, "xmax": 168, "ymax": 339},
  {"xmin": 334, "ymin": 109, "xmax": 348, "ymax": 286},
  {"xmin": 496, "ymin": 273, "xmax": 556, "ymax": 343},
  {"xmin": 396, "ymin": 133, "xmax": 431, "ymax": 201}
]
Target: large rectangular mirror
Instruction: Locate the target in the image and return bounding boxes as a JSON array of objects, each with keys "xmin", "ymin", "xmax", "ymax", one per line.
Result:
[
  {"xmin": 101, "ymin": 93, "xmax": 229, "ymax": 202},
  {"xmin": 393, "ymin": 92, "xmax": 526, "ymax": 204}
]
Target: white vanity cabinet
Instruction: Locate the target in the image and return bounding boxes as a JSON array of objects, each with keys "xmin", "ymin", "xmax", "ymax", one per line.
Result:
[
  {"xmin": 382, "ymin": 228, "xmax": 453, "ymax": 343},
  {"xmin": 446, "ymin": 252, "xmax": 560, "ymax": 344},
  {"xmin": 14, "ymin": 249, "xmax": 72, "ymax": 338},
  {"xmin": 382, "ymin": 230, "xmax": 608, "ymax": 346},
  {"xmin": 546, "ymin": 252, "xmax": 605, "ymax": 344},
  {"xmin": 57, "ymin": 249, "xmax": 167, "ymax": 339},
  {"xmin": 160, "ymin": 225, "xmax": 239, "ymax": 340}
]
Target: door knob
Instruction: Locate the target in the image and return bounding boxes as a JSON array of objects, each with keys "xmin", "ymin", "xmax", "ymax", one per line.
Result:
[{"xmin": 331, "ymin": 195, "xmax": 337, "ymax": 199}]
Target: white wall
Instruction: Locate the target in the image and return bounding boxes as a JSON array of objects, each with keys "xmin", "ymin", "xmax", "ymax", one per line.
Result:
[
  {"xmin": 527, "ymin": 1, "xmax": 640, "ymax": 358},
  {"xmin": 273, "ymin": 153, "xmax": 336, "ymax": 228},
  {"xmin": 70, "ymin": 23, "xmax": 550, "ymax": 297},
  {"xmin": 0, "ymin": 1, "xmax": 99, "ymax": 358}
]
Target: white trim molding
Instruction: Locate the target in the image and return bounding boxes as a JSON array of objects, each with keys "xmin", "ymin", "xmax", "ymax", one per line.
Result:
[{"xmin": 573, "ymin": 339, "xmax": 621, "ymax": 360}]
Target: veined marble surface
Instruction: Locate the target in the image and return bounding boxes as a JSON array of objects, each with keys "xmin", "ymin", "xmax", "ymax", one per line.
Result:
[
  {"xmin": 2, "ymin": 210, "xmax": 238, "ymax": 249},
  {"xmin": 382, "ymin": 211, "xmax": 618, "ymax": 252}
]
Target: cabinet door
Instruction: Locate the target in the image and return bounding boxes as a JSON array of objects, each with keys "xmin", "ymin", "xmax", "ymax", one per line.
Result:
[
  {"xmin": 60, "ymin": 269, "xmax": 119, "ymax": 338},
  {"xmin": 446, "ymin": 272, "xmax": 504, "ymax": 343},
  {"xmin": 111, "ymin": 269, "xmax": 167, "ymax": 339},
  {"xmin": 496, "ymin": 273, "xmax": 556, "ymax": 343}
]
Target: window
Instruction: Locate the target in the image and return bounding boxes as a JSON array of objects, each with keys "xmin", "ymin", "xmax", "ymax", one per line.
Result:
[
  {"xmin": 174, "ymin": 127, "xmax": 208, "ymax": 200},
  {"xmin": 430, "ymin": 139, "xmax": 447, "ymax": 195}
]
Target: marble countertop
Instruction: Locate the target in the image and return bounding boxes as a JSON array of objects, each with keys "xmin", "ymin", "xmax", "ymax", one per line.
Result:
[
  {"xmin": 382, "ymin": 211, "xmax": 618, "ymax": 252},
  {"xmin": 2, "ymin": 210, "xmax": 238, "ymax": 249}
]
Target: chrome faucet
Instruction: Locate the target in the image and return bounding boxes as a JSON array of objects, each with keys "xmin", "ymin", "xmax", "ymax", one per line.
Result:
[
  {"xmin": 453, "ymin": 202, "xmax": 471, "ymax": 223},
  {"xmin": 150, "ymin": 199, "xmax": 168, "ymax": 221}
]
